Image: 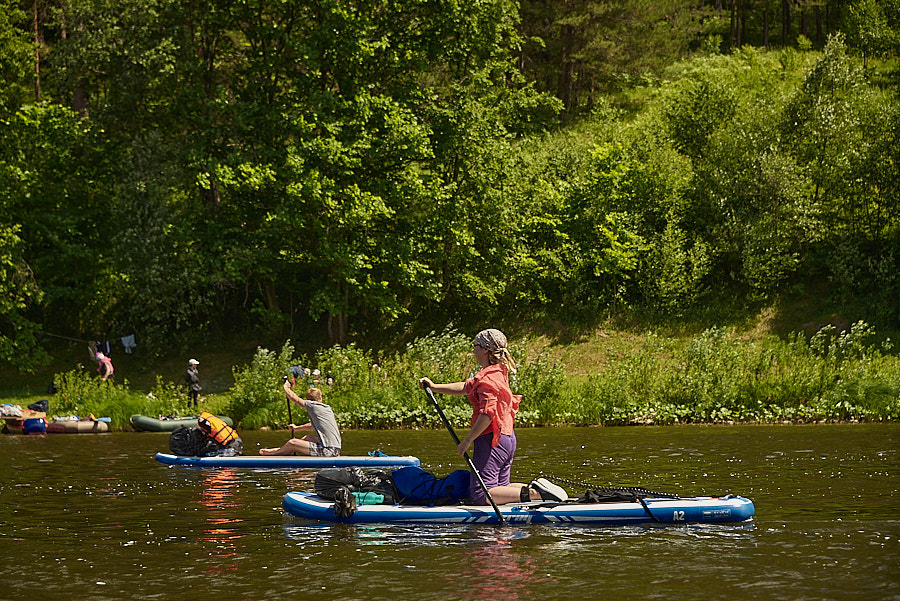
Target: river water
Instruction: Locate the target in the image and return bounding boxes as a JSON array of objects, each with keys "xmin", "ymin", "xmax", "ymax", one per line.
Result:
[{"xmin": 1, "ymin": 424, "xmax": 896, "ymax": 601}]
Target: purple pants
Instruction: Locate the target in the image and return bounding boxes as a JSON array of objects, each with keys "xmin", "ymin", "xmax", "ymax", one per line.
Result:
[{"xmin": 469, "ymin": 431, "xmax": 517, "ymax": 505}]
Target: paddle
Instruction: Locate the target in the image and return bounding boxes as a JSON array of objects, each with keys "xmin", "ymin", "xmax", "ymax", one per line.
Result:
[
  {"xmin": 423, "ymin": 385, "xmax": 504, "ymax": 524},
  {"xmin": 282, "ymin": 375, "xmax": 297, "ymax": 439}
]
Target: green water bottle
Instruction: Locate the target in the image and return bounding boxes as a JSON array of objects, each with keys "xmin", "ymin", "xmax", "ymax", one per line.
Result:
[{"xmin": 351, "ymin": 492, "xmax": 385, "ymax": 505}]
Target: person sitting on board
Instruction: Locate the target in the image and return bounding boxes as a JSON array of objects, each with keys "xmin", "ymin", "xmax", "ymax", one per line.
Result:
[
  {"xmin": 259, "ymin": 382, "xmax": 342, "ymax": 457},
  {"xmin": 419, "ymin": 328, "xmax": 568, "ymax": 505}
]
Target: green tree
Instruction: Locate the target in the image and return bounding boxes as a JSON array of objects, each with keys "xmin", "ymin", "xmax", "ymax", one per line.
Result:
[
  {"xmin": 843, "ymin": 0, "xmax": 895, "ymax": 65},
  {"xmin": 0, "ymin": 0, "xmax": 33, "ymax": 112},
  {"xmin": 0, "ymin": 103, "xmax": 117, "ymax": 338},
  {"xmin": 518, "ymin": 0, "xmax": 719, "ymax": 116},
  {"xmin": 782, "ymin": 34, "xmax": 889, "ymax": 238},
  {"xmin": 0, "ymin": 224, "xmax": 47, "ymax": 371},
  {"xmin": 662, "ymin": 74, "xmax": 737, "ymax": 160}
]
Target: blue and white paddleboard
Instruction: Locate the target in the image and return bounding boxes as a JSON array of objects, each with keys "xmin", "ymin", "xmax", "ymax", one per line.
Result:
[
  {"xmin": 282, "ymin": 491, "xmax": 755, "ymax": 525},
  {"xmin": 155, "ymin": 452, "xmax": 420, "ymax": 468}
]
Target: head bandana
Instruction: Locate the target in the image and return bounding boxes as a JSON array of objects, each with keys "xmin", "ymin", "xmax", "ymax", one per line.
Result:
[
  {"xmin": 474, "ymin": 329, "xmax": 507, "ymax": 352},
  {"xmin": 474, "ymin": 329, "xmax": 517, "ymax": 373}
]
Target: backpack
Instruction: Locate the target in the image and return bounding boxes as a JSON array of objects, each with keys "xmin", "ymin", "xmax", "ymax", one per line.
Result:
[
  {"xmin": 315, "ymin": 467, "xmax": 395, "ymax": 503},
  {"xmin": 28, "ymin": 400, "xmax": 49, "ymax": 413},
  {"xmin": 314, "ymin": 467, "xmax": 396, "ymax": 518},
  {"xmin": 168, "ymin": 416, "xmax": 243, "ymax": 457},
  {"xmin": 389, "ymin": 467, "xmax": 470, "ymax": 505},
  {"xmin": 168, "ymin": 426, "xmax": 221, "ymax": 456}
]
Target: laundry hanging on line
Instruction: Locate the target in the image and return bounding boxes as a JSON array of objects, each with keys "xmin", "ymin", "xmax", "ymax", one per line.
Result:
[{"xmin": 120, "ymin": 334, "xmax": 137, "ymax": 354}]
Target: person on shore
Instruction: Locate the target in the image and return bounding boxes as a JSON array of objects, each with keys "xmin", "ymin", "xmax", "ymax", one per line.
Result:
[
  {"xmin": 185, "ymin": 359, "xmax": 202, "ymax": 408},
  {"xmin": 95, "ymin": 352, "xmax": 114, "ymax": 381},
  {"xmin": 259, "ymin": 382, "xmax": 342, "ymax": 457},
  {"xmin": 419, "ymin": 328, "xmax": 568, "ymax": 505}
]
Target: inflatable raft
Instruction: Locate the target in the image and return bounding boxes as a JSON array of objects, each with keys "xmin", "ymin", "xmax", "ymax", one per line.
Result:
[
  {"xmin": 155, "ymin": 452, "xmax": 421, "ymax": 469},
  {"xmin": 46, "ymin": 418, "xmax": 110, "ymax": 434},
  {"xmin": 282, "ymin": 491, "xmax": 755, "ymax": 525},
  {"xmin": 130, "ymin": 414, "xmax": 233, "ymax": 432}
]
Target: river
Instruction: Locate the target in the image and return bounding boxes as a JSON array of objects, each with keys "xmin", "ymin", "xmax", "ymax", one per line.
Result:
[{"xmin": 1, "ymin": 423, "xmax": 896, "ymax": 600}]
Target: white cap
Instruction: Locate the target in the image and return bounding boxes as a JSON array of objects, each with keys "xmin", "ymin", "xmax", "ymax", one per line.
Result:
[
  {"xmin": 188, "ymin": 359, "xmax": 199, "ymax": 365},
  {"xmin": 312, "ymin": 369, "xmax": 321, "ymax": 376}
]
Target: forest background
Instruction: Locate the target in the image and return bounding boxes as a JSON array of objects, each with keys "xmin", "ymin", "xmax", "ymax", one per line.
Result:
[{"xmin": 1, "ymin": 0, "xmax": 898, "ymax": 429}]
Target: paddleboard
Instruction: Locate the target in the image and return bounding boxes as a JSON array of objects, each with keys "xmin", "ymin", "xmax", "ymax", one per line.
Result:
[
  {"xmin": 155, "ymin": 452, "xmax": 420, "ymax": 468},
  {"xmin": 282, "ymin": 491, "xmax": 755, "ymax": 525}
]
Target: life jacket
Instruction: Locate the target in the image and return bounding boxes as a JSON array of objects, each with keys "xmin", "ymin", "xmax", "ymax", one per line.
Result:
[{"xmin": 197, "ymin": 412, "xmax": 239, "ymax": 446}]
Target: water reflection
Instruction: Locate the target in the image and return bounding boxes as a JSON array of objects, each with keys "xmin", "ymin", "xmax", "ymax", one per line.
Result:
[
  {"xmin": 197, "ymin": 469, "xmax": 244, "ymax": 574},
  {"xmin": 458, "ymin": 532, "xmax": 551, "ymax": 600},
  {"xmin": 282, "ymin": 521, "xmax": 505, "ymax": 547}
]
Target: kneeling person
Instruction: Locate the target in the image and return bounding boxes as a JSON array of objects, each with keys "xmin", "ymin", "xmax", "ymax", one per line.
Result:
[{"xmin": 260, "ymin": 383, "xmax": 341, "ymax": 457}]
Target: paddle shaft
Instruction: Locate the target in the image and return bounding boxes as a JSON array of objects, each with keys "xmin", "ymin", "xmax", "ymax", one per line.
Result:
[
  {"xmin": 283, "ymin": 376, "xmax": 297, "ymax": 438},
  {"xmin": 423, "ymin": 386, "xmax": 504, "ymax": 524}
]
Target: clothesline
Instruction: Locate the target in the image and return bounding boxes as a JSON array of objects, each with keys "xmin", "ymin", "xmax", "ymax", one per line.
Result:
[
  {"xmin": 44, "ymin": 332, "xmax": 138, "ymax": 354},
  {"xmin": 44, "ymin": 332, "xmax": 90, "ymax": 343}
]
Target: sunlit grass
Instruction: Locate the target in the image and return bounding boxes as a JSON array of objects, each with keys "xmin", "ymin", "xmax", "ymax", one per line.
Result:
[{"xmin": 4, "ymin": 323, "xmax": 898, "ymax": 431}]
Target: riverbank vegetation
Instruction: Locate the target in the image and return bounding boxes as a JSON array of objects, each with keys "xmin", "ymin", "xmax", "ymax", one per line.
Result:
[
  {"xmin": 31, "ymin": 323, "xmax": 900, "ymax": 431},
  {"xmin": 1, "ymin": 1, "xmax": 898, "ymax": 428}
]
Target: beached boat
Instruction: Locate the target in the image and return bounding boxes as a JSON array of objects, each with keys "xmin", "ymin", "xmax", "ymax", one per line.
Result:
[
  {"xmin": 281, "ymin": 491, "xmax": 755, "ymax": 525},
  {"xmin": 155, "ymin": 452, "xmax": 421, "ymax": 469},
  {"xmin": 46, "ymin": 418, "xmax": 110, "ymax": 434},
  {"xmin": 130, "ymin": 414, "xmax": 233, "ymax": 432}
]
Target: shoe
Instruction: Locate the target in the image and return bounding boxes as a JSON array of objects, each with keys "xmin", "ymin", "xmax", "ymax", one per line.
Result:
[{"xmin": 530, "ymin": 478, "xmax": 568, "ymax": 502}]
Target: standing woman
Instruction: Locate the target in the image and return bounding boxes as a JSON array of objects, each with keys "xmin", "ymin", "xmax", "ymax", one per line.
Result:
[
  {"xmin": 96, "ymin": 352, "xmax": 114, "ymax": 381},
  {"xmin": 419, "ymin": 328, "xmax": 567, "ymax": 505}
]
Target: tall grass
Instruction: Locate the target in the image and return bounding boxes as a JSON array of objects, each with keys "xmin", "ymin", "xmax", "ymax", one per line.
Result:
[
  {"xmin": 49, "ymin": 369, "xmax": 228, "ymax": 429},
  {"xmin": 35, "ymin": 323, "xmax": 900, "ymax": 431},
  {"xmin": 570, "ymin": 321, "xmax": 899, "ymax": 424}
]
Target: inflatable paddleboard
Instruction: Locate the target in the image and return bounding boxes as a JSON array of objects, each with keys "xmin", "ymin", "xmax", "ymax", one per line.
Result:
[
  {"xmin": 282, "ymin": 491, "xmax": 755, "ymax": 525},
  {"xmin": 155, "ymin": 452, "xmax": 420, "ymax": 468}
]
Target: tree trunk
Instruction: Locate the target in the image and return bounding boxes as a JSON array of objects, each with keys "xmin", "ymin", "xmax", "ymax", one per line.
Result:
[
  {"xmin": 730, "ymin": 0, "xmax": 737, "ymax": 49},
  {"xmin": 199, "ymin": 172, "xmax": 220, "ymax": 208},
  {"xmin": 782, "ymin": 0, "xmax": 791, "ymax": 46},
  {"xmin": 33, "ymin": 0, "xmax": 41, "ymax": 102},
  {"xmin": 557, "ymin": 24, "xmax": 575, "ymax": 120},
  {"xmin": 815, "ymin": 5, "xmax": 823, "ymax": 44},
  {"xmin": 263, "ymin": 281, "xmax": 280, "ymax": 313},
  {"xmin": 764, "ymin": 4, "xmax": 770, "ymax": 48},
  {"xmin": 327, "ymin": 312, "xmax": 347, "ymax": 344}
]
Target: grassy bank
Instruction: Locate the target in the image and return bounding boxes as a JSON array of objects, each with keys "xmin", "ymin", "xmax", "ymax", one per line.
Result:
[{"xmin": 3, "ymin": 311, "xmax": 898, "ymax": 432}]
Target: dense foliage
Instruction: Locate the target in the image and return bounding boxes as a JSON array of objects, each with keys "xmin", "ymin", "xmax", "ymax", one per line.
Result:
[
  {"xmin": 0, "ymin": 0, "xmax": 898, "ymax": 372},
  {"xmin": 36, "ymin": 326, "xmax": 900, "ymax": 430}
]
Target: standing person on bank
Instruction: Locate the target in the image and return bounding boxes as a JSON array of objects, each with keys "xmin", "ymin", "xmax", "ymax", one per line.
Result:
[
  {"xmin": 88, "ymin": 343, "xmax": 114, "ymax": 381},
  {"xmin": 96, "ymin": 352, "xmax": 114, "ymax": 381},
  {"xmin": 185, "ymin": 359, "xmax": 202, "ymax": 408},
  {"xmin": 259, "ymin": 382, "xmax": 342, "ymax": 457},
  {"xmin": 419, "ymin": 328, "xmax": 567, "ymax": 505}
]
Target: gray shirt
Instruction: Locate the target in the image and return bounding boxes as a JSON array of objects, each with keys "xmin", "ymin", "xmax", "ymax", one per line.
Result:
[{"xmin": 305, "ymin": 400, "xmax": 341, "ymax": 450}]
